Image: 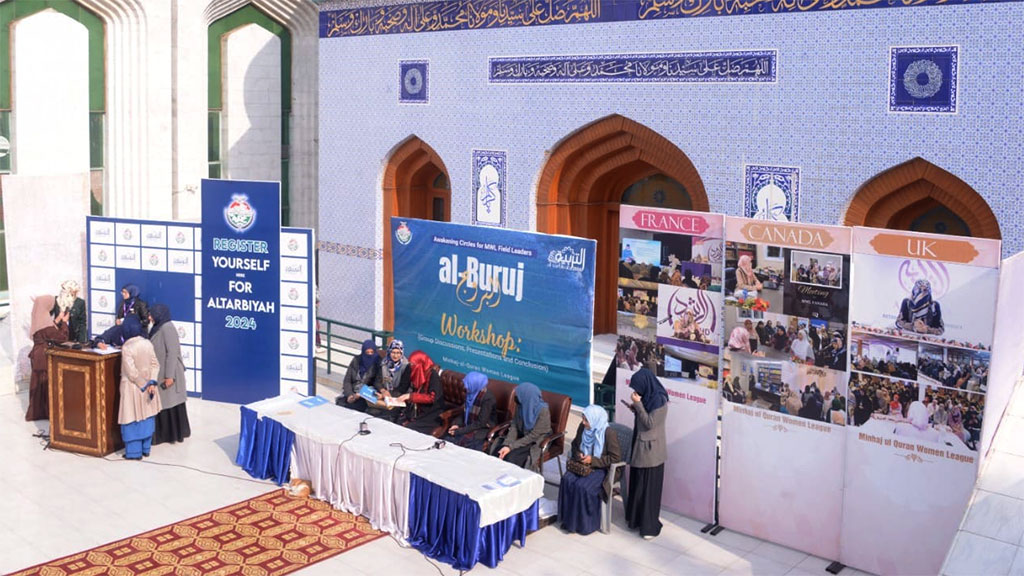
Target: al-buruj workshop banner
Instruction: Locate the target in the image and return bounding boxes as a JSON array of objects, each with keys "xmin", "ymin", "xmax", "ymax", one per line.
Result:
[
  {"xmin": 390, "ymin": 218, "xmax": 596, "ymax": 406},
  {"xmin": 718, "ymin": 218, "xmax": 852, "ymax": 561},
  {"xmin": 613, "ymin": 206, "xmax": 723, "ymax": 523},
  {"xmin": 840, "ymin": 228, "xmax": 1000, "ymax": 576},
  {"xmin": 201, "ymin": 179, "xmax": 283, "ymax": 404}
]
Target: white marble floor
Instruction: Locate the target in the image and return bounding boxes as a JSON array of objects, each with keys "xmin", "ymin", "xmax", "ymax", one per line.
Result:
[
  {"xmin": 0, "ymin": 388, "xmax": 876, "ymax": 576},
  {"xmin": 942, "ymin": 381, "xmax": 1024, "ymax": 576}
]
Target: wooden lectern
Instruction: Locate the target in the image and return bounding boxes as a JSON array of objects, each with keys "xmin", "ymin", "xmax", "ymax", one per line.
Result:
[{"xmin": 47, "ymin": 348, "xmax": 123, "ymax": 457}]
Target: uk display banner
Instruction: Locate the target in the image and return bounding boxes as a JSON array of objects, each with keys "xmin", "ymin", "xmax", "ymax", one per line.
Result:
[
  {"xmin": 718, "ymin": 217, "xmax": 852, "ymax": 561},
  {"xmin": 201, "ymin": 179, "xmax": 282, "ymax": 404},
  {"xmin": 87, "ymin": 216, "xmax": 203, "ymax": 395},
  {"xmin": 390, "ymin": 218, "xmax": 595, "ymax": 406},
  {"xmin": 840, "ymin": 227, "xmax": 1000, "ymax": 576},
  {"xmin": 613, "ymin": 206, "xmax": 723, "ymax": 523}
]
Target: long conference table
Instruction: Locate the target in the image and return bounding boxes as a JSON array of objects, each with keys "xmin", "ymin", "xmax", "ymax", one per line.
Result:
[{"xmin": 235, "ymin": 393, "xmax": 545, "ymax": 570}]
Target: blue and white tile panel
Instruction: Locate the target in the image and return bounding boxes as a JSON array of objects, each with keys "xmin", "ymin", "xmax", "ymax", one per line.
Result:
[
  {"xmin": 279, "ymin": 228, "xmax": 316, "ymax": 396},
  {"xmin": 87, "ymin": 217, "xmax": 204, "ymax": 396}
]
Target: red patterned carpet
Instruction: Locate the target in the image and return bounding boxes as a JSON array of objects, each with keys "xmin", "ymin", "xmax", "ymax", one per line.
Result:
[{"xmin": 8, "ymin": 490, "xmax": 384, "ymax": 576}]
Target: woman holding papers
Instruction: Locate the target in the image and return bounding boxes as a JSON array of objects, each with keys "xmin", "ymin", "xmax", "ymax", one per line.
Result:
[
  {"xmin": 336, "ymin": 339, "xmax": 382, "ymax": 412},
  {"xmin": 491, "ymin": 382, "xmax": 551, "ymax": 470},
  {"xmin": 26, "ymin": 295, "xmax": 68, "ymax": 421},
  {"xmin": 624, "ymin": 368, "xmax": 668, "ymax": 539},
  {"xmin": 396, "ymin": 350, "xmax": 445, "ymax": 434},
  {"xmin": 445, "ymin": 371, "xmax": 495, "ymax": 450},
  {"xmin": 149, "ymin": 304, "xmax": 191, "ymax": 445},
  {"xmin": 558, "ymin": 404, "xmax": 622, "ymax": 535},
  {"xmin": 118, "ymin": 316, "xmax": 161, "ymax": 459}
]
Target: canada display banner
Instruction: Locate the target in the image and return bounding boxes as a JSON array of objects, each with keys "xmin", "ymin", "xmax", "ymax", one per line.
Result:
[
  {"xmin": 613, "ymin": 206, "xmax": 723, "ymax": 523},
  {"xmin": 201, "ymin": 179, "xmax": 282, "ymax": 404},
  {"xmin": 839, "ymin": 227, "xmax": 1000, "ymax": 576},
  {"xmin": 718, "ymin": 217, "xmax": 852, "ymax": 560},
  {"xmin": 390, "ymin": 218, "xmax": 596, "ymax": 406}
]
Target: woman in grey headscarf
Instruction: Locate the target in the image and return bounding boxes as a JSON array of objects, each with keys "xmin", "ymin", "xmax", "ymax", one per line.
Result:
[
  {"xmin": 149, "ymin": 304, "xmax": 190, "ymax": 445},
  {"xmin": 51, "ymin": 280, "xmax": 88, "ymax": 343}
]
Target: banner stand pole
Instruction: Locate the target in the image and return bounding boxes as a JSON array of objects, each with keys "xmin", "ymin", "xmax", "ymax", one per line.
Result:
[{"xmin": 702, "ymin": 421, "xmax": 723, "ymax": 535}]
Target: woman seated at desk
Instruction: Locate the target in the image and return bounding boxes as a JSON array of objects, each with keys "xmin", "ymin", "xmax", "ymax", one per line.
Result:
[
  {"xmin": 491, "ymin": 382, "xmax": 551, "ymax": 470},
  {"xmin": 444, "ymin": 370, "xmax": 495, "ymax": 450},
  {"xmin": 395, "ymin": 350, "xmax": 445, "ymax": 434},
  {"xmin": 558, "ymin": 404, "xmax": 622, "ymax": 535},
  {"xmin": 733, "ymin": 255, "xmax": 762, "ymax": 298}
]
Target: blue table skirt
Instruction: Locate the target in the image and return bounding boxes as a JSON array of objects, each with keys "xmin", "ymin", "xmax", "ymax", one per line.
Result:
[
  {"xmin": 236, "ymin": 407, "xmax": 539, "ymax": 570},
  {"xmin": 407, "ymin": 473, "xmax": 540, "ymax": 570},
  {"xmin": 236, "ymin": 406, "xmax": 294, "ymax": 485}
]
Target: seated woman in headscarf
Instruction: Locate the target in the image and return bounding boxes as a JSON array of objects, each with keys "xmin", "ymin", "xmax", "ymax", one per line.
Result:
[
  {"xmin": 727, "ymin": 323, "xmax": 751, "ymax": 354},
  {"xmin": 558, "ymin": 404, "xmax": 622, "ymax": 535},
  {"xmin": 51, "ymin": 280, "xmax": 88, "ymax": 343},
  {"xmin": 444, "ymin": 371, "xmax": 495, "ymax": 450},
  {"xmin": 148, "ymin": 304, "xmax": 191, "ymax": 445},
  {"xmin": 896, "ymin": 279, "xmax": 944, "ymax": 335},
  {"xmin": 733, "ymin": 255, "xmax": 762, "ymax": 298},
  {"xmin": 623, "ymin": 368, "xmax": 669, "ymax": 539},
  {"xmin": 26, "ymin": 295, "xmax": 69, "ymax": 421},
  {"xmin": 337, "ymin": 339, "xmax": 382, "ymax": 412},
  {"xmin": 116, "ymin": 283, "xmax": 149, "ymax": 332},
  {"xmin": 491, "ymin": 382, "xmax": 551, "ymax": 470},
  {"xmin": 790, "ymin": 329, "xmax": 815, "ymax": 364},
  {"xmin": 894, "ymin": 401, "xmax": 942, "ymax": 443},
  {"xmin": 395, "ymin": 350, "xmax": 445, "ymax": 434},
  {"xmin": 118, "ymin": 316, "xmax": 162, "ymax": 460}
]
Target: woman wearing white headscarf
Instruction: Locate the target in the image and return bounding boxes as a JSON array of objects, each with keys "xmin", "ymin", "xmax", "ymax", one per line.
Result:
[
  {"xmin": 51, "ymin": 280, "xmax": 88, "ymax": 343},
  {"xmin": 894, "ymin": 401, "xmax": 942, "ymax": 443},
  {"xmin": 26, "ymin": 295, "xmax": 68, "ymax": 421},
  {"xmin": 790, "ymin": 329, "xmax": 815, "ymax": 364},
  {"xmin": 558, "ymin": 405, "xmax": 622, "ymax": 535}
]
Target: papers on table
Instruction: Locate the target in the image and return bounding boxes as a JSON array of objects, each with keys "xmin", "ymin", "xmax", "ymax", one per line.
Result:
[
  {"xmin": 90, "ymin": 347, "xmax": 120, "ymax": 355},
  {"xmin": 299, "ymin": 396, "xmax": 329, "ymax": 408},
  {"xmin": 482, "ymin": 473, "xmax": 523, "ymax": 490}
]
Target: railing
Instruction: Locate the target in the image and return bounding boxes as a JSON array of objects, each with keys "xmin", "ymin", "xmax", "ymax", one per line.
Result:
[{"xmin": 315, "ymin": 316, "xmax": 391, "ymax": 376}]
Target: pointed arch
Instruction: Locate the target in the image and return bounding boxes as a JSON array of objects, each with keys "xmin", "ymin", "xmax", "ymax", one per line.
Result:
[
  {"xmin": 844, "ymin": 157, "xmax": 1000, "ymax": 239},
  {"xmin": 536, "ymin": 114, "xmax": 708, "ymax": 333},
  {"xmin": 382, "ymin": 136, "xmax": 451, "ymax": 331}
]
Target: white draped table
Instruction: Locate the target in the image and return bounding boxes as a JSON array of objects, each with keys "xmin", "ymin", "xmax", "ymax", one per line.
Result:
[{"xmin": 244, "ymin": 394, "xmax": 545, "ymax": 558}]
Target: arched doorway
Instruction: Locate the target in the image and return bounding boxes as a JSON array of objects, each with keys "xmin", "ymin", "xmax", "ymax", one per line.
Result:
[
  {"xmin": 844, "ymin": 157, "xmax": 1000, "ymax": 239},
  {"xmin": 382, "ymin": 137, "xmax": 451, "ymax": 331},
  {"xmin": 536, "ymin": 115, "xmax": 709, "ymax": 334}
]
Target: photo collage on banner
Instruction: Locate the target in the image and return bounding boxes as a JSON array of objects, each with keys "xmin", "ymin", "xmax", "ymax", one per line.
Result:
[
  {"xmin": 840, "ymin": 228, "xmax": 1001, "ymax": 576},
  {"xmin": 718, "ymin": 218, "xmax": 852, "ymax": 560},
  {"xmin": 614, "ymin": 206, "xmax": 723, "ymax": 523}
]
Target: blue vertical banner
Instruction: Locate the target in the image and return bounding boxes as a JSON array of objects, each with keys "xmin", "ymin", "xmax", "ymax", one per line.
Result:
[
  {"xmin": 391, "ymin": 218, "xmax": 596, "ymax": 406},
  {"xmin": 201, "ymin": 179, "xmax": 282, "ymax": 403}
]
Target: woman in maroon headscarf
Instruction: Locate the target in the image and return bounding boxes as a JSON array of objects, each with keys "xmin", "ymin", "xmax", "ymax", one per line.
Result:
[
  {"xmin": 395, "ymin": 350, "xmax": 445, "ymax": 435},
  {"xmin": 26, "ymin": 295, "xmax": 68, "ymax": 421}
]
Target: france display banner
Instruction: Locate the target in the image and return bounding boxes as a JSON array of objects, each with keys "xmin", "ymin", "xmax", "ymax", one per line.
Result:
[
  {"xmin": 201, "ymin": 179, "xmax": 281, "ymax": 404},
  {"xmin": 391, "ymin": 218, "xmax": 596, "ymax": 406}
]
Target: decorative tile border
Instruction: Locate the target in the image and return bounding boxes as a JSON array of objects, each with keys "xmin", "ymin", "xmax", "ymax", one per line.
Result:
[
  {"xmin": 399, "ymin": 60, "xmax": 429, "ymax": 103},
  {"xmin": 318, "ymin": 240, "xmax": 383, "ymax": 260},
  {"xmin": 889, "ymin": 46, "xmax": 958, "ymax": 113},
  {"xmin": 743, "ymin": 165, "xmax": 800, "ymax": 222},
  {"xmin": 489, "ymin": 51, "xmax": 776, "ymax": 83},
  {"xmin": 472, "ymin": 149, "xmax": 508, "ymax": 227},
  {"xmin": 320, "ymin": 0, "xmax": 1014, "ymax": 38}
]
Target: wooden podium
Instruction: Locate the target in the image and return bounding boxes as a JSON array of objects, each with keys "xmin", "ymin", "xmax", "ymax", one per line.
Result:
[{"xmin": 47, "ymin": 348, "xmax": 123, "ymax": 456}]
